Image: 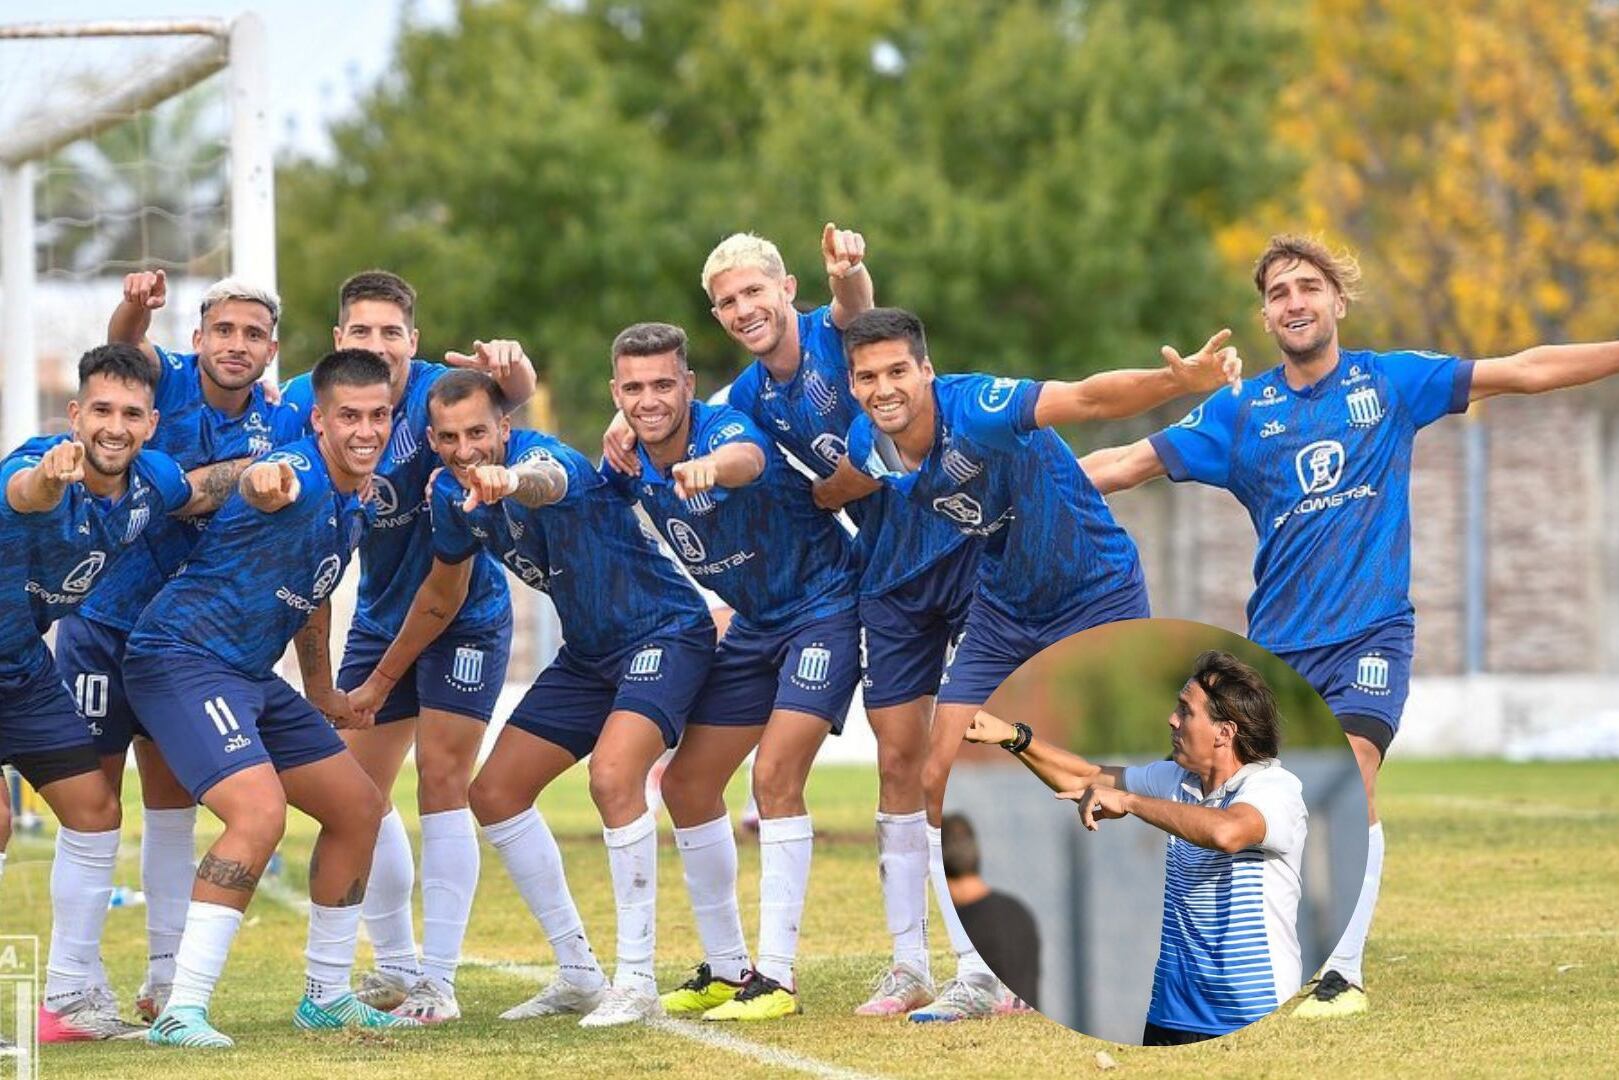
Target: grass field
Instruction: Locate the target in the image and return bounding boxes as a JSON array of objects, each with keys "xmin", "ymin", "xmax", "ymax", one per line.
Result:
[{"xmin": 2, "ymin": 759, "xmax": 1615, "ymax": 1079}]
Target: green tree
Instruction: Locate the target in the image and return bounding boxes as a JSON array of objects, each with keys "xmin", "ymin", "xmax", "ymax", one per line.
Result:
[{"xmin": 277, "ymin": 0, "xmax": 1297, "ymax": 444}]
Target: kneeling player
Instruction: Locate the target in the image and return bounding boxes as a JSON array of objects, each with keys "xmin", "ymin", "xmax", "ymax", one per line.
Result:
[
  {"xmin": 123, "ymin": 350, "xmax": 420, "ymax": 1047},
  {"xmin": 348, "ymin": 370, "xmax": 716, "ymax": 1026},
  {"xmin": 610, "ymin": 323, "xmax": 862, "ymax": 1021},
  {"xmin": 3, "ymin": 345, "xmax": 227, "ymax": 1041}
]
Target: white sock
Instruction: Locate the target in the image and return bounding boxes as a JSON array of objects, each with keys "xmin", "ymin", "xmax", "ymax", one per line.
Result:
[
  {"xmin": 0, "ymin": 850, "xmax": 8, "ymax": 889},
  {"xmin": 361, "ymin": 806, "xmax": 421, "ymax": 981},
  {"xmin": 305, "ymin": 902, "xmax": 364, "ymax": 1005},
  {"xmin": 603, "ymin": 811, "xmax": 658, "ymax": 993},
  {"xmin": 419, "ymin": 809, "xmax": 479, "ymax": 990},
  {"xmin": 484, "ymin": 809, "xmax": 605, "ymax": 990},
  {"xmin": 755, "ymin": 814, "xmax": 813, "ymax": 989},
  {"xmin": 44, "ymin": 826, "xmax": 120, "ymax": 1008},
  {"xmin": 167, "ymin": 901, "xmax": 244, "ymax": 1012},
  {"xmin": 876, "ymin": 810, "xmax": 930, "ymax": 975},
  {"xmin": 1326, "ymin": 821, "xmax": 1385, "ymax": 987},
  {"xmin": 928, "ymin": 824, "xmax": 993, "ymax": 984},
  {"xmin": 673, "ymin": 815, "xmax": 750, "ymax": 983},
  {"xmin": 141, "ymin": 806, "xmax": 198, "ymax": 987}
]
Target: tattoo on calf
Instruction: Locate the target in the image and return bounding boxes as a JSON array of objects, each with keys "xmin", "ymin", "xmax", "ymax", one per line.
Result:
[
  {"xmin": 196, "ymin": 852, "xmax": 259, "ymax": 893},
  {"xmin": 339, "ymin": 877, "xmax": 366, "ymax": 906}
]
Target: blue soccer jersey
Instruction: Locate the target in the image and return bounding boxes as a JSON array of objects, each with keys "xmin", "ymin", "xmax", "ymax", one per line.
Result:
[
  {"xmin": 126, "ymin": 438, "xmax": 372, "ymax": 676},
  {"xmin": 0, "ymin": 437, "xmax": 190, "ymax": 677},
  {"xmin": 282, "ymin": 359, "xmax": 509, "ymax": 637},
  {"xmin": 430, "ymin": 429, "xmax": 711, "ymax": 657},
  {"xmin": 1148, "ymin": 349, "xmax": 1474, "ymax": 652},
  {"xmin": 848, "ymin": 374, "xmax": 1145, "ymax": 623},
  {"xmin": 80, "ymin": 345, "xmax": 304, "ymax": 631},
  {"xmin": 622, "ymin": 400, "xmax": 857, "ymax": 629},
  {"xmin": 726, "ymin": 305, "xmax": 971, "ymax": 598}
]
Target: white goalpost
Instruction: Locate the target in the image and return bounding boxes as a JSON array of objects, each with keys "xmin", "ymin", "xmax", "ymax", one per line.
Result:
[{"xmin": 0, "ymin": 13, "xmax": 275, "ymax": 453}]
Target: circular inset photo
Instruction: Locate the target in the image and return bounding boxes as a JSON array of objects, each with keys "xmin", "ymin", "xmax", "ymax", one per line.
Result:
[{"xmin": 940, "ymin": 618, "xmax": 1368, "ymax": 1045}]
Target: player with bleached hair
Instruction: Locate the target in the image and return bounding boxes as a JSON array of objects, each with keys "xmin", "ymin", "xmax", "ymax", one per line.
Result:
[
  {"xmin": 1083, "ymin": 234, "xmax": 1619, "ymax": 1019},
  {"xmin": 966, "ymin": 650, "xmax": 1307, "ymax": 1044}
]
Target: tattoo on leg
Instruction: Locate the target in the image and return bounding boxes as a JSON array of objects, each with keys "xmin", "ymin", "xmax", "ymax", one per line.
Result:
[
  {"xmin": 308, "ymin": 845, "xmax": 321, "ymax": 888},
  {"xmin": 196, "ymin": 852, "xmax": 259, "ymax": 893},
  {"xmin": 339, "ymin": 877, "xmax": 366, "ymax": 906}
]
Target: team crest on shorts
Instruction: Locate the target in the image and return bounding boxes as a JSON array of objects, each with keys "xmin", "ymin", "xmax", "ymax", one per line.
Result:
[
  {"xmin": 625, "ymin": 645, "xmax": 665, "ymax": 682},
  {"xmin": 449, "ymin": 646, "xmax": 486, "ymax": 689},
  {"xmin": 791, "ymin": 644, "xmax": 833, "ymax": 689},
  {"xmin": 1352, "ymin": 652, "xmax": 1391, "ymax": 695}
]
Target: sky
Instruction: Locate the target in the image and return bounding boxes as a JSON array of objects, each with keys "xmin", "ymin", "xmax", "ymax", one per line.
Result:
[{"xmin": 0, "ymin": 1, "xmax": 455, "ymax": 160}]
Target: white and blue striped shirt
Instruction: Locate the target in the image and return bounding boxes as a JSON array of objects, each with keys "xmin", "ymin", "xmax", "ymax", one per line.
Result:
[{"xmin": 1123, "ymin": 758, "xmax": 1307, "ymax": 1036}]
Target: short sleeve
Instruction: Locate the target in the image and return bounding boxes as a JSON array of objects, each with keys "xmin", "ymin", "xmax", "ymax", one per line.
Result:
[
  {"xmin": 1121, "ymin": 759, "xmax": 1184, "ymax": 800},
  {"xmin": 953, "ymin": 375, "xmax": 1042, "ymax": 452},
  {"xmin": 278, "ymin": 375, "xmax": 317, "ymax": 434},
  {"xmin": 699, "ymin": 406, "xmax": 771, "ymax": 456},
  {"xmin": 509, "ymin": 435, "xmax": 591, "ymax": 507},
  {"xmin": 1379, "ymin": 350, "xmax": 1474, "ymax": 429},
  {"xmin": 151, "ymin": 345, "xmax": 193, "ymax": 413},
  {"xmin": 1232, "ymin": 768, "xmax": 1308, "ymax": 856},
  {"xmin": 139, "ymin": 450, "xmax": 192, "ymax": 513},
  {"xmin": 1148, "ymin": 387, "xmax": 1239, "ymax": 488},
  {"xmin": 800, "ymin": 306, "xmax": 846, "ymax": 369},
  {"xmin": 0, "ymin": 437, "xmax": 54, "ymax": 518},
  {"xmin": 428, "ymin": 477, "xmax": 479, "ymax": 563}
]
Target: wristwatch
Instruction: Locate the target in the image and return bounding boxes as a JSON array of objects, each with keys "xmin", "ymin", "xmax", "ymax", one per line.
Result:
[{"xmin": 1001, "ymin": 722, "xmax": 1033, "ymax": 755}]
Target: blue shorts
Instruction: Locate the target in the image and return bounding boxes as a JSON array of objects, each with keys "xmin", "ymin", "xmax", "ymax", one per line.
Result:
[
  {"xmin": 0, "ymin": 641, "xmax": 95, "ymax": 764},
  {"xmin": 54, "ymin": 614, "xmax": 145, "ymax": 755},
  {"xmin": 1275, "ymin": 618, "xmax": 1414, "ymax": 741},
  {"xmin": 336, "ymin": 612, "xmax": 512, "ymax": 725},
  {"xmin": 938, "ymin": 585, "xmax": 1152, "ymax": 706},
  {"xmin": 858, "ymin": 541, "xmax": 978, "ymax": 709},
  {"xmin": 691, "ymin": 607, "xmax": 863, "ymax": 734},
  {"xmin": 123, "ymin": 648, "xmax": 346, "ymax": 800},
  {"xmin": 507, "ymin": 622, "xmax": 718, "ymax": 759}
]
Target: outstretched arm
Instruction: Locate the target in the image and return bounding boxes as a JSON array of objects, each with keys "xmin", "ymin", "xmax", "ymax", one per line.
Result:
[
  {"xmin": 812, "ymin": 455, "xmax": 882, "ymax": 511},
  {"xmin": 459, "ymin": 458, "xmax": 570, "ymax": 513},
  {"xmin": 963, "ymin": 710, "xmax": 1127, "ymax": 791},
  {"xmin": 348, "ymin": 557, "xmax": 473, "ymax": 721},
  {"xmin": 1469, "ymin": 340, "xmax": 1619, "ymax": 402},
  {"xmin": 1033, "ymin": 329, "xmax": 1240, "ymax": 428},
  {"xmin": 671, "ymin": 442, "xmax": 767, "ymax": 500},
  {"xmin": 1063, "ymin": 788, "xmax": 1266, "ymax": 853},
  {"xmin": 1078, "ymin": 439, "xmax": 1168, "ymax": 496},
  {"xmin": 823, "ymin": 223, "xmax": 874, "ymax": 330},
  {"xmin": 177, "ymin": 458, "xmax": 253, "ymax": 517},
  {"xmin": 5, "ymin": 440, "xmax": 85, "ymax": 513},
  {"xmin": 445, "ymin": 339, "xmax": 539, "ymax": 409},
  {"xmin": 108, "ymin": 270, "xmax": 166, "ymax": 372}
]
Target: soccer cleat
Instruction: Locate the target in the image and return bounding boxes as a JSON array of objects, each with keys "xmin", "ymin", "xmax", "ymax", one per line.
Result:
[
  {"xmin": 391, "ymin": 979, "xmax": 461, "ymax": 1024},
  {"xmin": 854, "ymin": 962, "xmax": 935, "ymax": 1017},
  {"xmin": 353, "ymin": 968, "xmax": 412, "ymax": 1011},
  {"xmin": 136, "ymin": 980, "xmax": 172, "ymax": 1024},
  {"xmin": 660, "ymin": 963, "xmax": 744, "ymax": 1017},
  {"xmin": 702, "ymin": 971, "xmax": 800, "ymax": 1022},
  {"xmin": 907, "ymin": 976, "xmax": 1000, "ymax": 1023},
  {"xmin": 147, "ymin": 1005, "xmax": 235, "ymax": 1049},
  {"xmin": 293, "ymin": 992, "xmax": 424, "ymax": 1030},
  {"xmin": 578, "ymin": 985, "xmax": 664, "ymax": 1028},
  {"xmin": 1291, "ymin": 970, "xmax": 1368, "ymax": 1019},
  {"xmin": 37, "ymin": 993, "xmax": 147, "ymax": 1042},
  {"xmin": 498, "ymin": 976, "xmax": 607, "ymax": 1020}
]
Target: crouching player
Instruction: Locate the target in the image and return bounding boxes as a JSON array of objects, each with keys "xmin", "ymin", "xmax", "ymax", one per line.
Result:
[
  {"xmin": 122, "ymin": 350, "xmax": 420, "ymax": 1047},
  {"xmin": 610, "ymin": 323, "xmax": 861, "ymax": 1021},
  {"xmin": 347, "ymin": 370, "xmax": 717, "ymax": 1026}
]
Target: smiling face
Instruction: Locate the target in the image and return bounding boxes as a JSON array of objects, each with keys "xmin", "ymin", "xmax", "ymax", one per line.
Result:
[
  {"xmin": 849, "ymin": 338, "xmax": 934, "ymax": 437},
  {"xmin": 335, "ymin": 299, "xmax": 419, "ymax": 392},
  {"xmin": 67, "ymin": 373, "xmax": 157, "ymax": 477},
  {"xmin": 312, "ymin": 381, "xmax": 393, "ymax": 487},
  {"xmin": 194, "ymin": 298, "xmax": 278, "ymax": 391},
  {"xmin": 1261, "ymin": 256, "xmax": 1346, "ymax": 362},
  {"xmin": 708, "ymin": 265, "xmax": 798, "ymax": 358},
  {"xmin": 429, "ymin": 391, "xmax": 510, "ymax": 483},
  {"xmin": 611, "ymin": 350, "xmax": 695, "ymax": 453}
]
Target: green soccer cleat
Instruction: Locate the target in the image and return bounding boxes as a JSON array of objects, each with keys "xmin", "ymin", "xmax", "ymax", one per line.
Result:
[
  {"xmin": 147, "ymin": 1005, "xmax": 235, "ymax": 1049},
  {"xmin": 702, "ymin": 972, "xmax": 800, "ymax": 1022},
  {"xmin": 293, "ymin": 992, "xmax": 424, "ymax": 1031},
  {"xmin": 660, "ymin": 963, "xmax": 744, "ymax": 1017},
  {"xmin": 1291, "ymin": 970, "xmax": 1368, "ymax": 1019}
]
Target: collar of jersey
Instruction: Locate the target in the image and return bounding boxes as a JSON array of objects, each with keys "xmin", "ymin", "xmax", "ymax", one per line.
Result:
[
  {"xmin": 632, "ymin": 402, "xmax": 701, "ymax": 487},
  {"xmin": 1274, "ymin": 352, "xmax": 1354, "ymax": 399},
  {"xmin": 1178, "ymin": 757, "xmax": 1277, "ymax": 803},
  {"xmin": 756, "ymin": 349, "xmax": 812, "ymax": 397}
]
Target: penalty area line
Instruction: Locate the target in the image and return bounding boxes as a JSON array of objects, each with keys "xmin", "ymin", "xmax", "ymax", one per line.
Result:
[{"xmin": 648, "ymin": 1018, "xmax": 891, "ymax": 1080}]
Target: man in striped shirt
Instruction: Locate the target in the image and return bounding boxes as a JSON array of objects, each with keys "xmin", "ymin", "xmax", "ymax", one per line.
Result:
[{"xmin": 966, "ymin": 651, "xmax": 1307, "ymax": 1043}]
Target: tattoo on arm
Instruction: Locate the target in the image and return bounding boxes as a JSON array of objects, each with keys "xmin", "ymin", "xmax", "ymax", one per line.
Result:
[
  {"xmin": 196, "ymin": 852, "xmax": 260, "ymax": 893},
  {"xmin": 511, "ymin": 462, "xmax": 567, "ymax": 508},
  {"xmin": 200, "ymin": 459, "xmax": 249, "ymax": 505}
]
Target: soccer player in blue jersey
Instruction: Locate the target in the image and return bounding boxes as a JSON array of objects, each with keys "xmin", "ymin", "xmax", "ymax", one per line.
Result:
[
  {"xmin": 608, "ymin": 322, "xmax": 861, "ymax": 1021},
  {"xmin": 53, "ymin": 270, "xmax": 302, "ymax": 1024},
  {"xmin": 824, "ymin": 306, "xmax": 1241, "ymax": 1021},
  {"xmin": 1082, "ymin": 233, "xmax": 1619, "ymax": 1019},
  {"xmin": 345, "ymin": 370, "xmax": 716, "ymax": 1026},
  {"xmin": 122, "ymin": 348, "xmax": 422, "ymax": 1048},
  {"xmin": 964, "ymin": 651, "xmax": 1307, "ymax": 1044},
  {"xmin": 2, "ymin": 344, "xmax": 229, "ymax": 1041},
  {"xmin": 281, "ymin": 271, "xmax": 536, "ymax": 1015}
]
